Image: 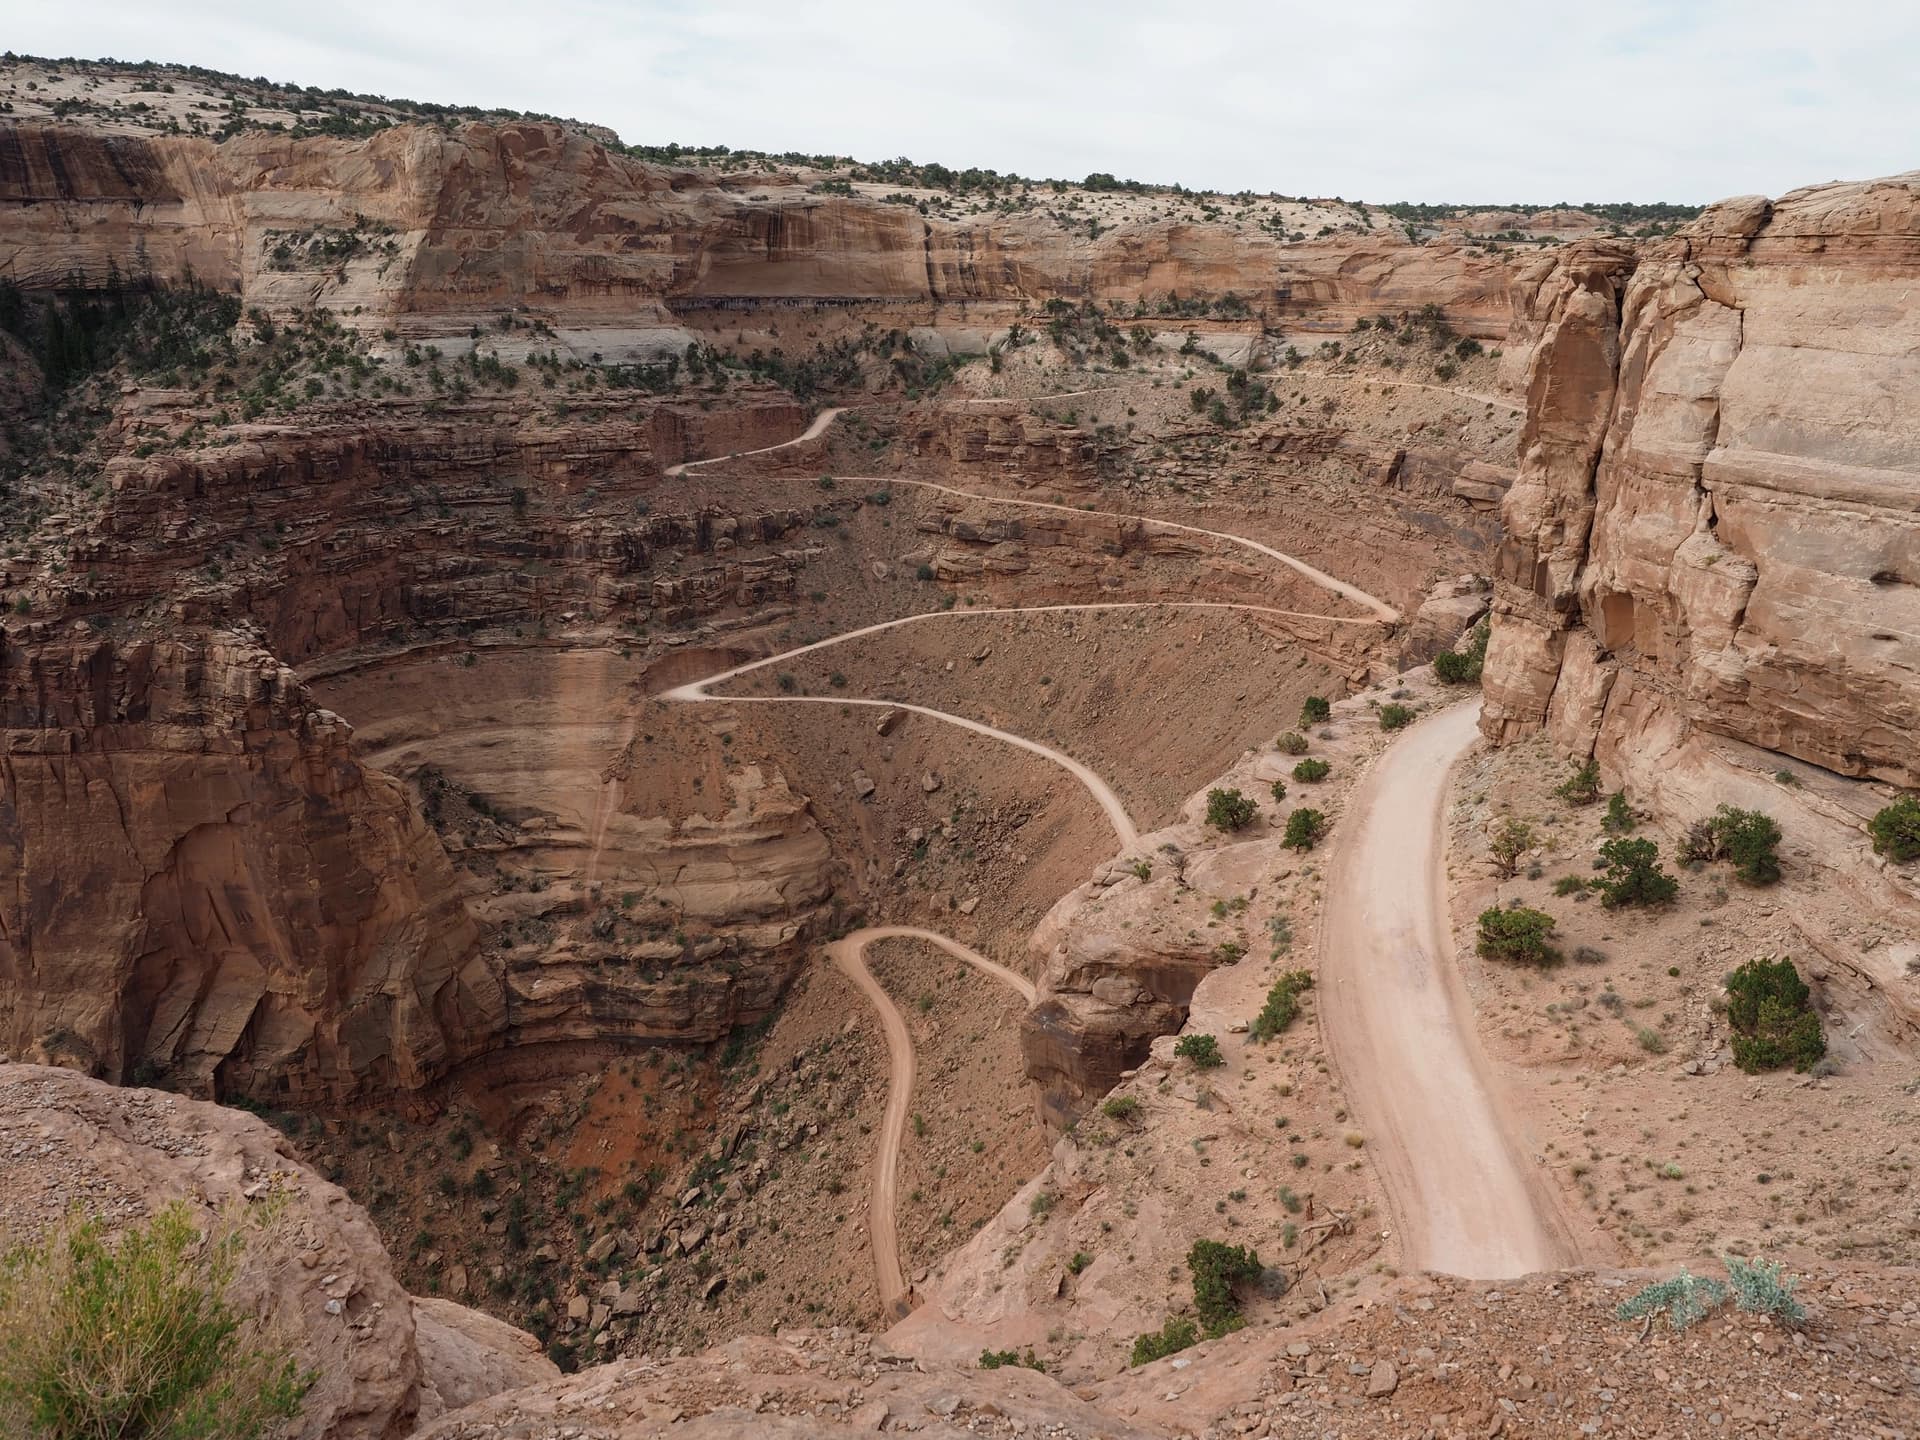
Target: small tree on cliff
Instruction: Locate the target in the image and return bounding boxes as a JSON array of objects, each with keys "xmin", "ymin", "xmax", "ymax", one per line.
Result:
[
  {"xmin": 1869, "ymin": 795, "xmax": 1920, "ymax": 863},
  {"xmin": 1206, "ymin": 788, "xmax": 1259, "ymax": 832}
]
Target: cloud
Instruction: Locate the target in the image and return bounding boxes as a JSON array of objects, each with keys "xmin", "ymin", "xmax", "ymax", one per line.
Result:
[{"xmin": 11, "ymin": 0, "xmax": 1918, "ymax": 202}]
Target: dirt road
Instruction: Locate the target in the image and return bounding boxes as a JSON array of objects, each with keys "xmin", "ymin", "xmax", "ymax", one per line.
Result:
[
  {"xmin": 1316, "ymin": 697, "xmax": 1578, "ymax": 1277},
  {"xmin": 828, "ymin": 926, "xmax": 1035, "ymax": 1316},
  {"xmin": 830, "ymin": 476, "xmax": 1400, "ymax": 622},
  {"xmin": 664, "ymin": 598, "xmax": 1385, "ymax": 854},
  {"xmin": 663, "ymin": 406, "xmax": 845, "ymax": 476}
]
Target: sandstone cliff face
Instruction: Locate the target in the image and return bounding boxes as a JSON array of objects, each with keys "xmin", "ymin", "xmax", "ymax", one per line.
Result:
[
  {"xmin": 1482, "ymin": 178, "xmax": 1920, "ymax": 786},
  {"xmin": 0, "ymin": 121, "xmax": 1518, "ymax": 349},
  {"xmin": 0, "ymin": 630, "xmax": 501, "ymax": 1103}
]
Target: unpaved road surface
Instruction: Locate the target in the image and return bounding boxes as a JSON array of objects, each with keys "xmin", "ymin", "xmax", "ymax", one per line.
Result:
[
  {"xmin": 1317, "ymin": 698, "xmax": 1578, "ymax": 1277},
  {"xmin": 664, "ymin": 598, "xmax": 1383, "ymax": 854},
  {"xmin": 828, "ymin": 926, "xmax": 1035, "ymax": 1316},
  {"xmin": 850, "ymin": 476, "xmax": 1400, "ymax": 622},
  {"xmin": 663, "ymin": 406, "xmax": 845, "ymax": 476}
]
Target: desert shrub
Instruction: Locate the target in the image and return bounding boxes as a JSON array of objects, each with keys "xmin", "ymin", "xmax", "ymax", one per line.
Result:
[
  {"xmin": 1710, "ymin": 806, "xmax": 1782, "ymax": 885},
  {"xmin": 1291, "ymin": 758, "xmax": 1330, "ymax": 783},
  {"xmin": 1274, "ymin": 731, "xmax": 1309, "ymax": 755},
  {"xmin": 1868, "ymin": 794, "xmax": 1920, "ymax": 863},
  {"xmin": 1174, "ymin": 1033, "xmax": 1224, "ymax": 1068},
  {"xmin": 1268, "ymin": 779, "xmax": 1288, "ymax": 804},
  {"xmin": 1250, "ymin": 970, "xmax": 1314, "ymax": 1042},
  {"xmin": 1476, "ymin": 906, "xmax": 1557, "ymax": 964},
  {"xmin": 978, "ymin": 1347, "xmax": 1046, "ymax": 1371},
  {"xmin": 1378, "ymin": 703, "xmax": 1416, "ymax": 731},
  {"xmin": 0, "ymin": 1203, "xmax": 310, "ymax": 1440},
  {"xmin": 1187, "ymin": 1240, "xmax": 1263, "ymax": 1336},
  {"xmin": 1101, "ymin": 1095, "xmax": 1141, "ymax": 1123},
  {"xmin": 1129, "ymin": 1317, "xmax": 1197, "ymax": 1366},
  {"xmin": 1554, "ymin": 757, "xmax": 1602, "ymax": 805},
  {"xmin": 1432, "ymin": 619, "xmax": 1489, "ymax": 684},
  {"xmin": 1603, "ymin": 790, "xmax": 1636, "ymax": 833},
  {"xmin": 1618, "ymin": 1256, "xmax": 1804, "ymax": 1332},
  {"xmin": 1552, "ymin": 874, "xmax": 1587, "ymax": 897},
  {"xmin": 1596, "ymin": 837, "xmax": 1678, "ymax": 908},
  {"xmin": 1616, "ymin": 1269, "xmax": 1729, "ymax": 1331},
  {"xmin": 1299, "ymin": 696, "xmax": 1331, "ymax": 726},
  {"xmin": 1724, "ymin": 1254, "xmax": 1806, "ymax": 1325},
  {"xmin": 1282, "ymin": 809, "xmax": 1326, "ymax": 851},
  {"xmin": 1489, "ymin": 818, "xmax": 1535, "ymax": 877},
  {"xmin": 1724, "ymin": 957, "xmax": 1825, "ymax": 1073},
  {"xmin": 1205, "ymin": 788, "xmax": 1259, "ymax": 832}
]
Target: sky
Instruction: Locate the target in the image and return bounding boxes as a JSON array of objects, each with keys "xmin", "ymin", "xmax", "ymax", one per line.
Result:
[{"xmin": 8, "ymin": 0, "xmax": 1918, "ymax": 204}]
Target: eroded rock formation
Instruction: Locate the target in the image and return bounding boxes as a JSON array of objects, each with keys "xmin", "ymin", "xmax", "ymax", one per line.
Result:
[
  {"xmin": 0, "ymin": 632, "xmax": 498, "ymax": 1102},
  {"xmin": 1482, "ymin": 178, "xmax": 1920, "ymax": 786}
]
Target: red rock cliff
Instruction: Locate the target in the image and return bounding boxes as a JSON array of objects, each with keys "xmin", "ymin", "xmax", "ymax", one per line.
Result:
[{"xmin": 1482, "ymin": 176, "xmax": 1920, "ymax": 786}]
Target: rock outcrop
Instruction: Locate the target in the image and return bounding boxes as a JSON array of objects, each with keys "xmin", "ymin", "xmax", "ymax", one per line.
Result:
[
  {"xmin": 0, "ymin": 632, "xmax": 500, "ymax": 1104},
  {"xmin": 0, "ymin": 1064, "xmax": 553, "ymax": 1439},
  {"xmin": 1482, "ymin": 178, "xmax": 1920, "ymax": 786}
]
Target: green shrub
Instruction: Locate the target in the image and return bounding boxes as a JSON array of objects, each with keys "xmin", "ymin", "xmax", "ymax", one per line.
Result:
[
  {"xmin": 1269, "ymin": 779, "xmax": 1288, "ymax": 804},
  {"xmin": 1378, "ymin": 703, "xmax": 1416, "ymax": 731},
  {"xmin": 1187, "ymin": 1239, "xmax": 1263, "ymax": 1336},
  {"xmin": 978, "ymin": 1347, "xmax": 1046, "ymax": 1371},
  {"xmin": 1596, "ymin": 837, "xmax": 1678, "ymax": 908},
  {"xmin": 1101, "ymin": 1095, "xmax": 1141, "ymax": 1123},
  {"xmin": 1554, "ymin": 757, "xmax": 1602, "ymax": 805},
  {"xmin": 1869, "ymin": 794, "xmax": 1920, "ymax": 862},
  {"xmin": 1724, "ymin": 1254, "xmax": 1805, "ymax": 1325},
  {"xmin": 1066, "ymin": 1252, "xmax": 1092, "ymax": 1276},
  {"xmin": 1282, "ymin": 809, "xmax": 1326, "ymax": 851},
  {"xmin": 1709, "ymin": 806, "xmax": 1783, "ymax": 885},
  {"xmin": 1475, "ymin": 906, "xmax": 1557, "ymax": 964},
  {"xmin": 1603, "ymin": 790, "xmax": 1636, "ymax": 833},
  {"xmin": 1618, "ymin": 1256, "xmax": 1804, "ymax": 1332},
  {"xmin": 1250, "ymin": 970, "xmax": 1314, "ymax": 1042},
  {"xmin": 1299, "ymin": 696, "xmax": 1331, "ymax": 726},
  {"xmin": 1274, "ymin": 731, "xmax": 1309, "ymax": 755},
  {"xmin": 1205, "ymin": 788, "xmax": 1259, "ymax": 832},
  {"xmin": 1174, "ymin": 1034, "xmax": 1224, "ymax": 1069},
  {"xmin": 0, "ymin": 1203, "xmax": 310, "ymax": 1440},
  {"xmin": 1725, "ymin": 957, "xmax": 1825, "ymax": 1073},
  {"xmin": 1291, "ymin": 758, "xmax": 1329, "ymax": 783},
  {"xmin": 1129, "ymin": 1317, "xmax": 1197, "ymax": 1366},
  {"xmin": 1616, "ymin": 1269, "xmax": 1729, "ymax": 1331},
  {"xmin": 1432, "ymin": 619, "xmax": 1489, "ymax": 684},
  {"xmin": 1552, "ymin": 874, "xmax": 1587, "ymax": 897}
]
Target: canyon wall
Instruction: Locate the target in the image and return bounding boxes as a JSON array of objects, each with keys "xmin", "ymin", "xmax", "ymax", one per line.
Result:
[
  {"xmin": 0, "ymin": 629, "xmax": 499, "ymax": 1102},
  {"xmin": 0, "ymin": 121, "xmax": 1518, "ymax": 348},
  {"xmin": 1482, "ymin": 176, "xmax": 1920, "ymax": 787},
  {"xmin": 0, "ymin": 384, "xmax": 845, "ymax": 1104}
]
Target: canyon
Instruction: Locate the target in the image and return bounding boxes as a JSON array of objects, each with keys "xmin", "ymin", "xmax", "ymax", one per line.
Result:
[{"xmin": 1, "ymin": 52, "xmax": 1917, "ymax": 1440}]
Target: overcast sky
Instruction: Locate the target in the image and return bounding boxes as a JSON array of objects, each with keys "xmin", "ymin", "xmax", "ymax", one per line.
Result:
[{"xmin": 12, "ymin": 1, "xmax": 1917, "ymax": 204}]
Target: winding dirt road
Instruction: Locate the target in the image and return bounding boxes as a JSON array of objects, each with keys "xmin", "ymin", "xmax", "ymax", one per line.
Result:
[
  {"xmin": 1316, "ymin": 698, "xmax": 1579, "ymax": 1277},
  {"xmin": 827, "ymin": 927, "xmax": 1036, "ymax": 1316},
  {"xmin": 663, "ymin": 406, "xmax": 845, "ymax": 477},
  {"xmin": 664, "ymin": 599, "xmax": 1382, "ymax": 853},
  {"xmin": 658, "ymin": 408, "xmax": 1569, "ymax": 1291},
  {"xmin": 844, "ymin": 476, "xmax": 1400, "ymax": 622}
]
